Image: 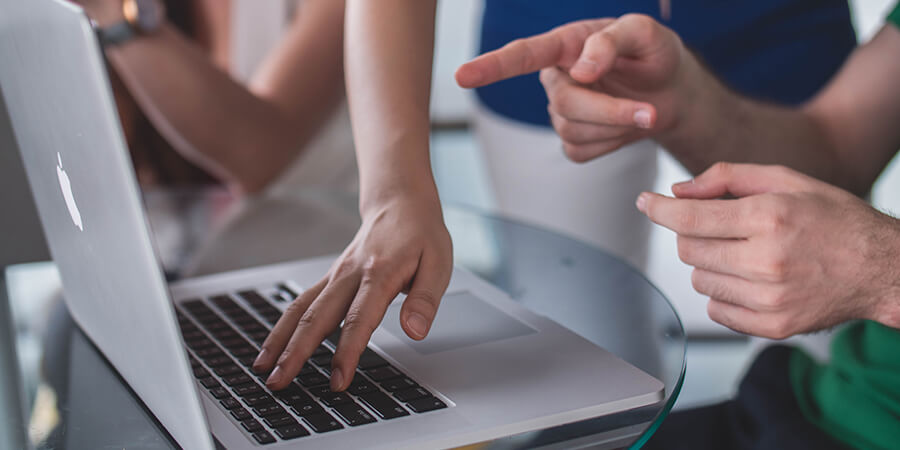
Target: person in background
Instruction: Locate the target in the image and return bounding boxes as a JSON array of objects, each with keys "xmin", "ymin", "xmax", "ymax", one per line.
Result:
[
  {"xmin": 253, "ymin": 0, "xmax": 858, "ymax": 394},
  {"xmin": 72, "ymin": 0, "xmax": 355, "ymax": 194},
  {"xmin": 456, "ymin": 6, "xmax": 900, "ymax": 448}
]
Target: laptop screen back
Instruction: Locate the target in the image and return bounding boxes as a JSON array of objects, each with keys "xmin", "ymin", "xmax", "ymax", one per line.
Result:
[{"xmin": 0, "ymin": 2, "xmax": 212, "ymax": 448}]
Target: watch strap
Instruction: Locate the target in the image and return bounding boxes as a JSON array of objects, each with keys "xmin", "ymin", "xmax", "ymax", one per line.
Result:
[{"xmin": 97, "ymin": 20, "xmax": 136, "ymax": 47}]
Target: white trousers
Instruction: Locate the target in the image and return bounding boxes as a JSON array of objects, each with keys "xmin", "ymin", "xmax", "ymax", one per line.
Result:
[{"xmin": 473, "ymin": 104, "xmax": 658, "ymax": 271}]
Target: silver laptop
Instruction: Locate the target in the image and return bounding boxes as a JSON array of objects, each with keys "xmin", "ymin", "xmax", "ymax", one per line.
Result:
[{"xmin": 0, "ymin": 1, "xmax": 663, "ymax": 448}]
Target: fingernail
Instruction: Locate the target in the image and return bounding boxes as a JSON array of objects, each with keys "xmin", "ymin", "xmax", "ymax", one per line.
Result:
[
  {"xmin": 266, "ymin": 366, "xmax": 284, "ymax": 387},
  {"xmin": 571, "ymin": 58, "xmax": 599, "ymax": 77},
  {"xmin": 672, "ymin": 179, "xmax": 694, "ymax": 190},
  {"xmin": 634, "ymin": 109, "xmax": 652, "ymax": 129},
  {"xmin": 330, "ymin": 367, "xmax": 344, "ymax": 391},
  {"xmin": 252, "ymin": 349, "xmax": 268, "ymax": 371},
  {"xmin": 636, "ymin": 193, "xmax": 649, "ymax": 213},
  {"xmin": 407, "ymin": 313, "xmax": 428, "ymax": 339}
]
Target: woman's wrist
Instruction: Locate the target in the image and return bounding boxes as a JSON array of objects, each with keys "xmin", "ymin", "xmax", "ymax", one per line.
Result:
[{"xmin": 359, "ymin": 176, "xmax": 441, "ymax": 220}]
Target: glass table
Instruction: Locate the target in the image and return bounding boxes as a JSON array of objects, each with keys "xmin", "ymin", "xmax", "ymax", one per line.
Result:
[{"xmin": 4, "ymin": 188, "xmax": 685, "ymax": 449}]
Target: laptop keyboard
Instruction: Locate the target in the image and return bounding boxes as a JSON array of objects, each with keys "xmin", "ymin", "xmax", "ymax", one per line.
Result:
[{"xmin": 176, "ymin": 284, "xmax": 447, "ymax": 445}]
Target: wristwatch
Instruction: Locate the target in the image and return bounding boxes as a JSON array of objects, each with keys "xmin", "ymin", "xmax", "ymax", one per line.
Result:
[{"xmin": 96, "ymin": 0, "xmax": 166, "ymax": 47}]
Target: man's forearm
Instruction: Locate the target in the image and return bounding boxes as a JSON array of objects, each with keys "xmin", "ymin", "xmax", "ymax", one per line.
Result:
[
  {"xmin": 344, "ymin": 0, "xmax": 439, "ymax": 213},
  {"xmin": 658, "ymin": 60, "xmax": 848, "ymax": 192}
]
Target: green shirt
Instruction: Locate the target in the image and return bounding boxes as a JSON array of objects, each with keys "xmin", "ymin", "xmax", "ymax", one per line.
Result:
[
  {"xmin": 890, "ymin": 2, "xmax": 900, "ymax": 28},
  {"xmin": 791, "ymin": 322, "xmax": 900, "ymax": 449}
]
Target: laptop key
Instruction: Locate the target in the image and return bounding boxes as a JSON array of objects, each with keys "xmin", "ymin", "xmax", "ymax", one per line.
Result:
[
  {"xmin": 302, "ymin": 412, "xmax": 344, "ymax": 433},
  {"xmin": 291, "ymin": 402, "xmax": 326, "ymax": 417},
  {"xmin": 209, "ymin": 387, "xmax": 230, "ymax": 399},
  {"xmin": 311, "ymin": 345, "xmax": 331, "ymax": 357},
  {"xmin": 242, "ymin": 393, "xmax": 275, "ymax": 408},
  {"xmin": 199, "ymin": 377, "xmax": 220, "ymax": 389},
  {"xmin": 264, "ymin": 415, "xmax": 298, "ymax": 429},
  {"xmin": 406, "ymin": 396, "xmax": 447, "ymax": 413},
  {"xmin": 194, "ymin": 348, "xmax": 225, "ymax": 360},
  {"xmin": 357, "ymin": 348, "xmax": 389, "ymax": 370},
  {"xmin": 241, "ymin": 419, "xmax": 263, "ymax": 433},
  {"xmin": 365, "ymin": 366, "xmax": 402, "ymax": 382},
  {"xmin": 231, "ymin": 346, "xmax": 257, "ymax": 357},
  {"xmin": 230, "ymin": 408, "xmax": 252, "ymax": 421},
  {"xmin": 251, "ymin": 430, "xmax": 276, "ymax": 445},
  {"xmin": 237, "ymin": 356, "xmax": 257, "ymax": 367},
  {"xmin": 347, "ymin": 377, "xmax": 378, "ymax": 396},
  {"xmin": 204, "ymin": 356, "xmax": 233, "ymax": 367},
  {"xmin": 333, "ymin": 402, "xmax": 377, "ymax": 426},
  {"xmin": 192, "ymin": 366, "xmax": 210, "ymax": 378},
  {"xmin": 381, "ymin": 377, "xmax": 418, "ymax": 392},
  {"xmin": 274, "ymin": 389, "xmax": 312, "ymax": 406},
  {"xmin": 319, "ymin": 392, "xmax": 353, "ymax": 407},
  {"xmin": 311, "ymin": 354, "xmax": 332, "ymax": 367},
  {"xmin": 277, "ymin": 283, "xmax": 300, "ymax": 298},
  {"xmin": 233, "ymin": 383, "xmax": 263, "ymax": 397},
  {"xmin": 297, "ymin": 372, "xmax": 329, "ymax": 387},
  {"xmin": 220, "ymin": 398, "xmax": 242, "ymax": 410},
  {"xmin": 253, "ymin": 404, "xmax": 287, "ymax": 418},
  {"xmin": 359, "ymin": 391, "xmax": 410, "ymax": 420},
  {"xmin": 213, "ymin": 365, "xmax": 243, "ymax": 377},
  {"xmin": 274, "ymin": 424, "xmax": 310, "ymax": 440},
  {"xmin": 297, "ymin": 363, "xmax": 318, "ymax": 377},
  {"xmin": 222, "ymin": 374, "xmax": 252, "ymax": 387},
  {"xmin": 393, "ymin": 387, "xmax": 430, "ymax": 403},
  {"xmin": 307, "ymin": 386, "xmax": 334, "ymax": 398}
]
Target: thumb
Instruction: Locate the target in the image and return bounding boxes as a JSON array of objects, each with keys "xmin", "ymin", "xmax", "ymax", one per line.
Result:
[{"xmin": 672, "ymin": 163, "xmax": 807, "ymax": 199}]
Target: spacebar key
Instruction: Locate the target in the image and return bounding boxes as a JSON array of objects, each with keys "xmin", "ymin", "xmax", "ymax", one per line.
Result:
[
  {"xmin": 359, "ymin": 392, "xmax": 409, "ymax": 420},
  {"xmin": 333, "ymin": 402, "xmax": 377, "ymax": 426}
]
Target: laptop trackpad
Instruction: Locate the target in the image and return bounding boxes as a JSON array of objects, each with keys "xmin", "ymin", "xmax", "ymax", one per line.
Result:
[{"xmin": 382, "ymin": 292, "xmax": 536, "ymax": 355}]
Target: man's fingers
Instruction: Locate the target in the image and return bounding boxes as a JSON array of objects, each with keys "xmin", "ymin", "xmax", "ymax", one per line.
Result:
[
  {"xmin": 455, "ymin": 19, "xmax": 613, "ymax": 88},
  {"xmin": 253, "ymin": 278, "xmax": 327, "ymax": 373},
  {"xmin": 677, "ymin": 237, "xmax": 755, "ymax": 278},
  {"xmin": 569, "ymin": 14, "xmax": 668, "ymax": 84},
  {"xmin": 636, "ymin": 192, "xmax": 756, "ymax": 238},
  {"xmin": 672, "ymin": 163, "xmax": 811, "ymax": 199},
  {"xmin": 707, "ymin": 298, "xmax": 798, "ymax": 339},
  {"xmin": 562, "ymin": 138, "xmax": 632, "ymax": 163},
  {"xmin": 400, "ymin": 252, "xmax": 450, "ymax": 342},
  {"xmin": 549, "ymin": 110, "xmax": 632, "ymax": 145},
  {"xmin": 542, "ymin": 67, "xmax": 656, "ymax": 128},
  {"xmin": 330, "ymin": 270, "xmax": 403, "ymax": 391},
  {"xmin": 265, "ymin": 276, "xmax": 360, "ymax": 391}
]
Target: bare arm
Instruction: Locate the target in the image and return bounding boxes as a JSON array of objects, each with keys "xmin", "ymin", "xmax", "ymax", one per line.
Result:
[
  {"xmin": 86, "ymin": 0, "xmax": 346, "ymax": 193},
  {"xmin": 344, "ymin": 0, "xmax": 439, "ymax": 212},
  {"xmin": 252, "ymin": 0, "xmax": 454, "ymax": 392},
  {"xmin": 663, "ymin": 24, "xmax": 900, "ymax": 196}
]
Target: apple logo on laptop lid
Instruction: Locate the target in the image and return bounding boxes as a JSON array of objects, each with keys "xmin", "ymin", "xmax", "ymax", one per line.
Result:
[{"xmin": 57, "ymin": 152, "xmax": 83, "ymax": 231}]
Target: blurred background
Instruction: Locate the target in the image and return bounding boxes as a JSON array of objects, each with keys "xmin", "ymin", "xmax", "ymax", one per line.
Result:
[{"xmin": 2, "ymin": 0, "xmax": 899, "ymax": 440}]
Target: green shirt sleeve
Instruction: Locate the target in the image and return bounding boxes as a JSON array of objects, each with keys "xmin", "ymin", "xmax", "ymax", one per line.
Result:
[{"xmin": 890, "ymin": 2, "xmax": 900, "ymax": 28}]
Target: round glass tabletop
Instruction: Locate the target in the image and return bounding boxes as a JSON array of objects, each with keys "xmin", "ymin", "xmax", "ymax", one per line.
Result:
[{"xmin": 7, "ymin": 188, "xmax": 685, "ymax": 449}]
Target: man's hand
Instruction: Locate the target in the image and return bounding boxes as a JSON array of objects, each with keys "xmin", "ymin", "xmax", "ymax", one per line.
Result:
[
  {"xmin": 456, "ymin": 14, "xmax": 700, "ymax": 162},
  {"xmin": 636, "ymin": 163, "xmax": 900, "ymax": 338},
  {"xmin": 253, "ymin": 195, "xmax": 453, "ymax": 392}
]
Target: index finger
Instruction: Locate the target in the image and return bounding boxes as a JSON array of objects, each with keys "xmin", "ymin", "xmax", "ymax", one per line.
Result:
[
  {"xmin": 455, "ymin": 19, "xmax": 613, "ymax": 88},
  {"xmin": 636, "ymin": 192, "xmax": 756, "ymax": 238}
]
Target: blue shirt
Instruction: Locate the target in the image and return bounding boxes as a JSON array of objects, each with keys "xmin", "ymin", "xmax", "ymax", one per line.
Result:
[{"xmin": 476, "ymin": 0, "xmax": 856, "ymax": 127}]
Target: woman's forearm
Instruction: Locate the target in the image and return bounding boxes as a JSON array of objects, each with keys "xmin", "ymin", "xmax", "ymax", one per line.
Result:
[
  {"xmin": 344, "ymin": 0, "xmax": 439, "ymax": 213},
  {"xmin": 105, "ymin": 0, "xmax": 346, "ymax": 193}
]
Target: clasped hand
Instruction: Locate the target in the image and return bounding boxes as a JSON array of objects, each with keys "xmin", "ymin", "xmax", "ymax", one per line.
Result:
[{"xmin": 638, "ymin": 163, "xmax": 900, "ymax": 338}]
